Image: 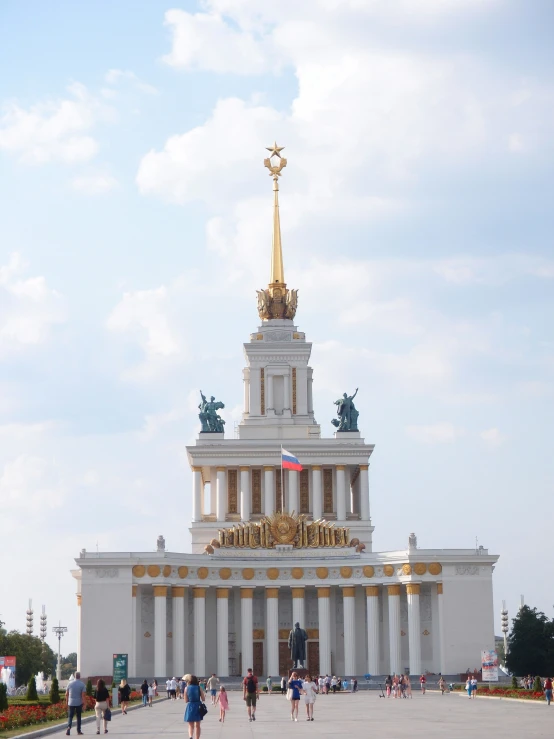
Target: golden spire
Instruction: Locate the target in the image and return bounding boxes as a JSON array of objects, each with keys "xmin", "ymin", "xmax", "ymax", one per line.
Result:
[
  {"xmin": 257, "ymin": 143, "xmax": 298, "ymax": 321},
  {"xmin": 264, "ymin": 142, "xmax": 287, "ymax": 285}
]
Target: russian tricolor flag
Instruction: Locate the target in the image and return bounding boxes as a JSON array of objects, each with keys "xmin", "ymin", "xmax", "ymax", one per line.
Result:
[{"xmin": 282, "ymin": 448, "xmax": 302, "ymax": 471}]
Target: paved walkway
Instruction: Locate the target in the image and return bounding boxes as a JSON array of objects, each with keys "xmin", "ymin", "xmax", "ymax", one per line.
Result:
[{"xmin": 54, "ymin": 692, "xmax": 552, "ymax": 739}]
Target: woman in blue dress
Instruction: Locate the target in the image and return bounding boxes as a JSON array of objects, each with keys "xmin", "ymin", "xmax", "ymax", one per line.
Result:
[
  {"xmin": 184, "ymin": 675, "xmax": 205, "ymax": 739},
  {"xmin": 288, "ymin": 672, "xmax": 304, "ymax": 722}
]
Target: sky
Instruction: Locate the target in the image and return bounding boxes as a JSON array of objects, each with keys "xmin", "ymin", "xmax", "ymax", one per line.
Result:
[{"xmin": 0, "ymin": 0, "xmax": 553, "ymax": 655}]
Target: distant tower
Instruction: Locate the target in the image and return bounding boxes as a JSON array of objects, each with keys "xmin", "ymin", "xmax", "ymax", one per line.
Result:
[
  {"xmin": 26, "ymin": 599, "xmax": 34, "ymax": 636},
  {"xmin": 40, "ymin": 605, "xmax": 47, "ymax": 642}
]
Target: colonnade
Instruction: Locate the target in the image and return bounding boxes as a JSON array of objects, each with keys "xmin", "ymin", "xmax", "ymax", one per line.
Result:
[
  {"xmin": 138, "ymin": 581, "xmax": 442, "ymax": 677},
  {"xmin": 191, "ymin": 464, "xmax": 371, "ymax": 523}
]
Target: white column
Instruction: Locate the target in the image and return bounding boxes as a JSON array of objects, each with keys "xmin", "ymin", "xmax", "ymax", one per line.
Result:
[
  {"xmin": 336, "ymin": 465, "xmax": 347, "ymax": 520},
  {"xmin": 216, "ymin": 467, "xmax": 226, "ymax": 522},
  {"xmin": 172, "ymin": 587, "xmax": 185, "ymax": 678},
  {"xmin": 217, "ymin": 589, "xmax": 230, "ymax": 677},
  {"xmin": 312, "ymin": 466, "xmax": 322, "ymax": 520},
  {"xmin": 387, "ymin": 585, "xmax": 402, "ymax": 675},
  {"xmin": 343, "ymin": 587, "xmax": 356, "ymax": 675},
  {"xmin": 366, "ymin": 586, "xmax": 380, "ymax": 676},
  {"xmin": 292, "ymin": 588, "xmax": 305, "ymax": 631},
  {"xmin": 192, "ymin": 468, "xmax": 203, "ymax": 523},
  {"xmin": 407, "ymin": 584, "xmax": 422, "ymax": 676},
  {"xmin": 288, "ymin": 470, "xmax": 299, "ymax": 514},
  {"xmin": 283, "ymin": 372, "xmax": 290, "ymax": 409},
  {"xmin": 240, "ymin": 467, "xmax": 251, "ymax": 521},
  {"xmin": 359, "ymin": 464, "xmax": 370, "ymax": 521},
  {"xmin": 243, "ymin": 368, "xmax": 250, "ymax": 414},
  {"xmin": 437, "ymin": 583, "xmax": 446, "ymax": 674},
  {"xmin": 193, "ymin": 588, "xmax": 206, "ymax": 676},
  {"xmin": 266, "ymin": 588, "xmax": 279, "ymax": 677},
  {"xmin": 317, "ymin": 588, "xmax": 331, "ymax": 675},
  {"xmin": 154, "ymin": 586, "xmax": 167, "ymax": 676},
  {"xmin": 264, "ymin": 466, "xmax": 274, "ymax": 515},
  {"xmin": 241, "ymin": 589, "xmax": 254, "ymax": 673},
  {"xmin": 76, "ymin": 595, "xmax": 82, "ymax": 674},
  {"xmin": 130, "ymin": 588, "xmax": 137, "ymax": 677},
  {"xmin": 267, "ymin": 374, "xmax": 274, "ymax": 410}
]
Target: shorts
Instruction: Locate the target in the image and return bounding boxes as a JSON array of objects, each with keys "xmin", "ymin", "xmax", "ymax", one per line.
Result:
[
  {"xmin": 245, "ymin": 693, "xmax": 257, "ymax": 707},
  {"xmin": 210, "ymin": 689, "xmax": 217, "ymax": 697}
]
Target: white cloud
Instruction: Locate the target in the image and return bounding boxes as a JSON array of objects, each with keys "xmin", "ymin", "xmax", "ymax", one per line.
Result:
[
  {"xmin": 0, "ymin": 253, "xmax": 66, "ymax": 350},
  {"xmin": 71, "ymin": 173, "xmax": 118, "ymax": 194},
  {"xmin": 480, "ymin": 427, "xmax": 505, "ymax": 447},
  {"xmin": 162, "ymin": 9, "xmax": 270, "ymax": 74},
  {"xmin": 0, "ymin": 454, "xmax": 66, "ymax": 511},
  {"xmin": 0, "ymin": 83, "xmax": 110, "ymax": 165},
  {"xmin": 104, "ymin": 69, "xmax": 158, "ymax": 95},
  {"xmin": 405, "ymin": 422, "xmax": 464, "ymax": 443}
]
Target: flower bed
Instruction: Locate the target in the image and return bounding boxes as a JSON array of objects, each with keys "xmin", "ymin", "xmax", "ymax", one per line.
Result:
[
  {"xmin": 454, "ymin": 686, "xmax": 545, "ymax": 701},
  {"xmin": 0, "ymin": 692, "xmax": 142, "ymax": 731}
]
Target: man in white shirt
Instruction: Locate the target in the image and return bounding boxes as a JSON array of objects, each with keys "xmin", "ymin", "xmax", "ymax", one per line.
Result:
[
  {"xmin": 206, "ymin": 674, "xmax": 219, "ymax": 705},
  {"xmin": 165, "ymin": 678, "xmax": 171, "ymax": 699},
  {"xmin": 169, "ymin": 678, "xmax": 178, "ymax": 700}
]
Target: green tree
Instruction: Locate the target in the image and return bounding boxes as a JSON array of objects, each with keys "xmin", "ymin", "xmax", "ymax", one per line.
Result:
[
  {"xmin": 511, "ymin": 675, "xmax": 518, "ymax": 689},
  {"xmin": 0, "ymin": 631, "xmax": 56, "ymax": 687},
  {"xmin": 86, "ymin": 679, "xmax": 93, "ymax": 697},
  {"xmin": 0, "ymin": 683, "xmax": 8, "ymax": 711},
  {"xmin": 506, "ymin": 606, "xmax": 554, "ymax": 676},
  {"xmin": 533, "ymin": 675, "xmax": 543, "ymax": 692},
  {"xmin": 26, "ymin": 676, "xmax": 38, "ymax": 701},
  {"xmin": 49, "ymin": 677, "xmax": 61, "ymax": 704}
]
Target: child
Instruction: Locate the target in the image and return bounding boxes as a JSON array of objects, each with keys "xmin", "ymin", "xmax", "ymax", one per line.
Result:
[
  {"xmin": 216, "ymin": 685, "xmax": 229, "ymax": 723},
  {"xmin": 148, "ymin": 682, "xmax": 155, "ymax": 706}
]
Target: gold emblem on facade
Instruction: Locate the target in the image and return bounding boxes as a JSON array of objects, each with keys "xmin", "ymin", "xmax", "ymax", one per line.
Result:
[
  {"xmin": 242, "ymin": 568, "xmax": 255, "ymax": 580},
  {"xmin": 214, "ymin": 512, "xmax": 350, "ymax": 551},
  {"xmin": 219, "ymin": 568, "xmax": 232, "ymax": 580},
  {"xmin": 363, "ymin": 565, "xmax": 374, "ymax": 578},
  {"xmin": 340, "ymin": 566, "xmax": 353, "ymax": 579},
  {"xmin": 414, "ymin": 563, "xmax": 427, "ymax": 575},
  {"xmin": 316, "ymin": 567, "xmax": 329, "ymax": 579},
  {"xmin": 402, "ymin": 564, "xmax": 412, "ymax": 576},
  {"xmin": 291, "ymin": 567, "xmax": 304, "ymax": 580},
  {"xmin": 163, "ymin": 565, "xmax": 171, "ymax": 577},
  {"xmin": 383, "ymin": 564, "xmax": 394, "ymax": 577},
  {"xmin": 133, "ymin": 565, "xmax": 145, "ymax": 578},
  {"xmin": 197, "ymin": 567, "xmax": 209, "ymax": 580},
  {"xmin": 178, "ymin": 566, "xmax": 188, "ymax": 579},
  {"xmin": 428, "ymin": 562, "xmax": 442, "ymax": 575},
  {"xmin": 147, "ymin": 565, "xmax": 160, "ymax": 578},
  {"xmin": 267, "ymin": 568, "xmax": 279, "ymax": 580}
]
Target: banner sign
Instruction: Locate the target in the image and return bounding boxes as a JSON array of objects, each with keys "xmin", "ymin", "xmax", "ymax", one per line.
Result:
[
  {"xmin": 0, "ymin": 656, "xmax": 17, "ymax": 695},
  {"xmin": 112, "ymin": 654, "xmax": 128, "ymax": 684},
  {"xmin": 481, "ymin": 649, "xmax": 499, "ymax": 682}
]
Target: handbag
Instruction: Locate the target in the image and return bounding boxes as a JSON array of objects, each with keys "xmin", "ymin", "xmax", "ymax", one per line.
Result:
[
  {"xmin": 104, "ymin": 708, "xmax": 112, "ymax": 722},
  {"xmin": 198, "ymin": 702, "xmax": 208, "ymax": 717},
  {"xmin": 286, "ymin": 688, "xmax": 293, "ymax": 701}
]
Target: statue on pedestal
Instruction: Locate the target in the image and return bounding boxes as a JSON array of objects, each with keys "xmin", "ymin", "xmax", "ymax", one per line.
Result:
[
  {"xmin": 331, "ymin": 388, "xmax": 359, "ymax": 431},
  {"xmin": 198, "ymin": 390, "xmax": 226, "ymax": 433},
  {"xmin": 288, "ymin": 621, "xmax": 308, "ymax": 668},
  {"xmin": 408, "ymin": 532, "xmax": 417, "ymax": 551},
  {"xmin": 157, "ymin": 535, "xmax": 166, "ymax": 552}
]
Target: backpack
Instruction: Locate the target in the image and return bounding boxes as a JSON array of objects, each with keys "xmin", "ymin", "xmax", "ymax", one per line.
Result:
[{"xmin": 246, "ymin": 675, "xmax": 256, "ymax": 693}]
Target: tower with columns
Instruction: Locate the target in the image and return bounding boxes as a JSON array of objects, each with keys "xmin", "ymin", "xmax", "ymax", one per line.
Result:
[{"xmin": 73, "ymin": 144, "xmax": 499, "ymax": 680}]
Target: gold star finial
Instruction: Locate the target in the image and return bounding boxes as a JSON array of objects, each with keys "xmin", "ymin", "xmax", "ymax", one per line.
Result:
[
  {"xmin": 264, "ymin": 142, "xmax": 287, "ymax": 179},
  {"xmin": 266, "ymin": 142, "xmax": 285, "ymax": 158}
]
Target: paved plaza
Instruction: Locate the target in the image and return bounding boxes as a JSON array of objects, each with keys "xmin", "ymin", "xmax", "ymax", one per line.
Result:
[{"xmin": 43, "ymin": 692, "xmax": 552, "ymax": 739}]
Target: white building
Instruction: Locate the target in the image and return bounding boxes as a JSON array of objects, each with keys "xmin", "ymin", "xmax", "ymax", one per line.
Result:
[{"xmin": 73, "ymin": 145, "xmax": 498, "ymax": 679}]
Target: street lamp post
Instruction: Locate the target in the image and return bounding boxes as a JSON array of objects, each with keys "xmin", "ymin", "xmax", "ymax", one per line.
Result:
[
  {"xmin": 501, "ymin": 601, "xmax": 509, "ymax": 664},
  {"xmin": 52, "ymin": 622, "xmax": 68, "ymax": 681}
]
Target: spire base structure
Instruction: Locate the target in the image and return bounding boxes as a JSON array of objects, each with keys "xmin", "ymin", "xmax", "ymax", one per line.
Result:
[{"xmin": 257, "ymin": 143, "xmax": 298, "ymax": 321}]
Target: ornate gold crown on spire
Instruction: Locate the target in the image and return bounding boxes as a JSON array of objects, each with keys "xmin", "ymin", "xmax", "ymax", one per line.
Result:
[{"xmin": 256, "ymin": 143, "xmax": 298, "ymax": 321}]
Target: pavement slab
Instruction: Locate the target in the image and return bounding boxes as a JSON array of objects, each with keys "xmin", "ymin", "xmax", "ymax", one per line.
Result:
[{"xmin": 41, "ymin": 691, "xmax": 553, "ymax": 739}]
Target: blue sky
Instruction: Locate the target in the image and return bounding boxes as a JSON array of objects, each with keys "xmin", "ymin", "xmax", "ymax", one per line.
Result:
[{"xmin": 0, "ymin": 0, "xmax": 553, "ymax": 653}]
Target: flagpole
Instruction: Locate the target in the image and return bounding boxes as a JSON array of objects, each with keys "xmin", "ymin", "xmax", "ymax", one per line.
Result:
[{"xmin": 280, "ymin": 444, "xmax": 284, "ymax": 514}]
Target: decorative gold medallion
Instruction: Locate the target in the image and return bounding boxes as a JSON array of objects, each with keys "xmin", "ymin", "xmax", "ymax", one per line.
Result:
[
  {"xmin": 363, "ymin": 565, "xmax": 374, "ymax": 578},
  {"xmin": 414, "ymin": 563, "xmax": 427, "ymax": 576},
  {"xmin": 197, "ymin": 567, "xmax": 209, "ymax": 580},
  {"xmin": 147, "ymin": 565, "xmax": 160, "ymax": 578},
  {"xmin": 133, "ymin": 565, "xmax": 145, "ymax": 578},
  {"xmin": 267, "ymin": 568, "xmax": 279, "ymax": 580},
  {"xmin": 242, "ymin": 568, "xmax": 255, "ymax": 580},
  {"xmin": 316, "ymin": 567, "xmax": 329, "ymax": 579},
  {"xmin": 340, "ymin": 566, "xmax": 353, "ymax": 579},
  {"xmin": 219, "ymin": 567, "xmax": 232, "ymax": 580},
  {"xmin": 383, "ymin": 564, "xmax": 394, "ymax": 577},
  {"xmin": 269, "ymin": 512, "xmax": 297, "ymax": 544},
  {"xmin": 163, "ymin": 565, "xmax": 171, "ymax": 577},
  {"xmin": 178, "ymin": 566, "xmax": 189, "ymax": 579},
  {"xmin": 428, "ymin": 562, "xmax": 442, "ymax": 575},
  {"xmin": 402, "ymin": 564, "xmax": 412, "ymax": 576},
  {"xmin": 291, "ymin": 567, "xmax": 304, "ymax": 580}
]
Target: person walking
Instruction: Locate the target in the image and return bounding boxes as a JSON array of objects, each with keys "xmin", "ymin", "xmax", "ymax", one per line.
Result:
[
  {"xmin": 470, "ymin": 676, "xmax": 478, "ymax": 698},
  {"xmin": 93, "ymin": 679, "xmax": 110, "ymax": 736},
  {"xmin": 419, "ymin": 674, "xmax": 427, "ymax": 694},
  {"xmin": 544, "ymin": 677, "xmax": 553, "ymax": 706},
  {"xmin": 206, "ymin": 674, "xmax": 219, "ymax": 705},
  {"xmin": 170, "ymin": 677, "xmax": 178, "ymax": 700},
  {"xmin": 166, "ymin": 678, "xmax": 172, "ymax": 699},
  {"xmin": 152, "ymin": 679, "xmax": 158, "ymax": 696},
  {"xmin": 465, "ymin": 677, "xmax": 472, "ymax": 698},
  {"xmin": 184, "ymin": 675, "xmax": 205, "ymax": 739},
  {"xmin": 216, "ymin": 685, "xmax": 229, "ymax": 722},
  {"xmin": 288, "ymin": 672, "xmax": 303, "ymax": 722},
  {"xmin": 302, "ymin": 674, "xmax": 318, "ymax": 721},
  {"xmin": 242, "ymin": 668, "xmax": 259, "ymax": 722},
  {"xmin": 118, "ymin": 679, "xmax": 130, "ymax": 714},
  {"xmin": 384, "ymin": 675, "xmax": 392, "ymax": 697},
  {"xmin": 281, "ymin": 676, "xmax": 287, "ymax": 695},
  {"xmin": 140, "ymin": 679, "xmax": 148, "ymax": 706},
  {"xmin": 438, "ymin": 676, "xmax": 446, "ymax": 695},
  {"xmin": 65, "ymin": 671, "xmax": 86, "ymax": 736},
  {"xmin": 331, "ymin": 675, "xmax": 337, "ymax": 694},
  {"xmin": 148, "ymin": 682, "xmax": 155, "ymax": 706},
  {"xmin": 179, "ymin": 678, "xmax": 186, "ymax": 700},
  {"xmin": 266, "ymin": 675, "xmax": 273, "ymax": 694}
]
